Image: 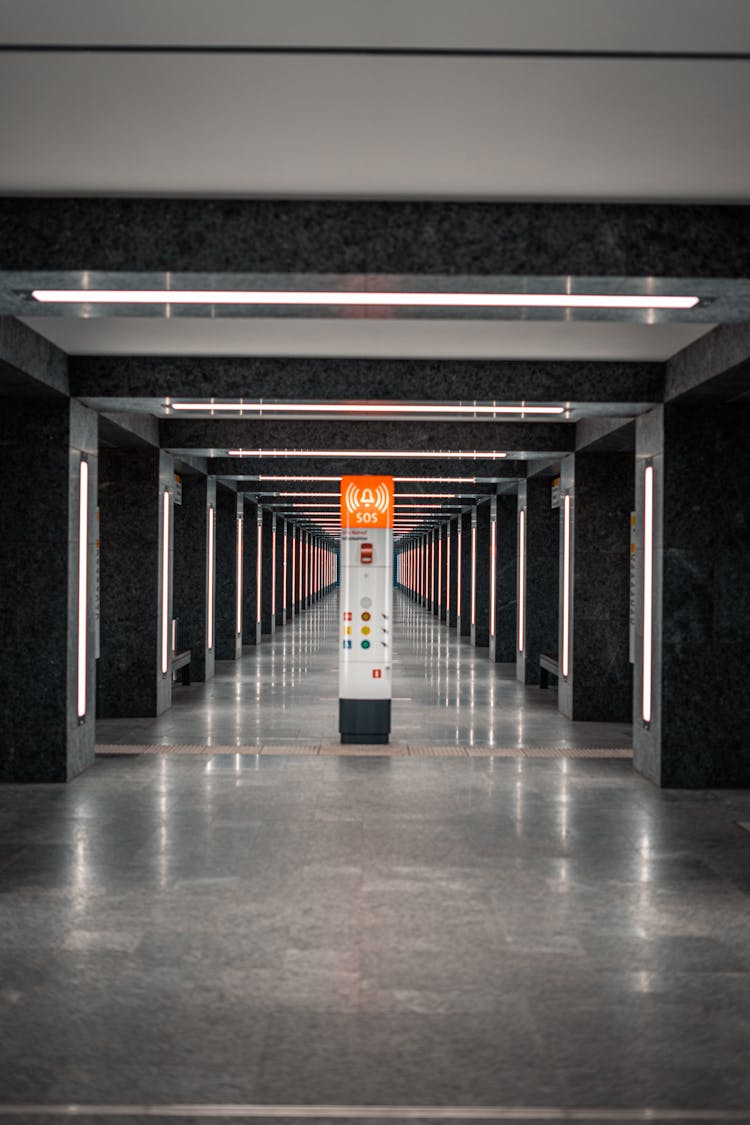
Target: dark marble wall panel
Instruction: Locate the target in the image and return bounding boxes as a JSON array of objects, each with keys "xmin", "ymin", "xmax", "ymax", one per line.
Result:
[
  {"xmin": 215, "ymin": 483, "xmax": 240, "ymax": 661},
  {"xmin": 516, "ymin": 479, "xmax": 559, "ymax": 684},
  {"xmin": 261, "ymin": 509, "xmax": 275, "ymax": 635},
  {"xmin": 98, "ymin": 446, "xmax": 173, "ymax": 718},
  {"xmin": 448, "ymin": 519, "xmax": 459, "ymax": 628},
  {"xmin": 0, "ymin": 315, "xmax": 69, "ymax": 397},
  {"xmin": 173, "ymin": 475, "xmax": 214, "ymax": 682},
  {"xmin": 5, "ymin": 198, "xmax": 750, "ymax": 278},
  {"xmin": 635, "ymin": 405, "xmax": 750, "ymax": 787},
  {"xmin": 276, "ymin": 518, "xmax": 288, "ymax": 625},
  {"xmin": 287, "ymin": 525, "xmax": 297, "ymax": 619},
  {"xmin": 438, "ymin": 524, "xmax": 448, "ymax": 622},
  {"xmin": 0, "ymin": 398, "xmax": 97, "ymax": 781},
  {"xmin": 242, "ymin": 501, "xmax": 261, "ymax": 646},
  {"xmin": 490, "ymin": 494, "xmax": 518, "ymax": 663},
  {"xmin": 80, "ymin": 353, "xmax": 657, "ymax": 405},
  {"xmin": 471, "ymin": 501, "xmax": 491, "ymax": 649},
  {"xmin": 558, "ymin": 452, "xmax": 634, "ymax": 722},
  {"xmin": 457, "ymin": 512, "xmax": 473, "ymax": 637}
]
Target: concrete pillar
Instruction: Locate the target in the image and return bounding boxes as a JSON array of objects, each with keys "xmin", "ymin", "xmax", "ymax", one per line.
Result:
[
  {"xmin": 98, "ymin": 446, "xmax": 174, "ymax": 715},
  {"xmin": 489, "ymin": 494, "xmax": 518, "ymax": 663},
  {"xmin": 516, "ymin": 477, "xmax": 559, "ymax": 684},
  {"xmin": 634, "ymin": 405, "xmax": 750, "ymax": 787},
  {"xmin": 457, "ymin": 510, "xmax": 472, "ymax": 637},
  {"xmin": 261, "ymin": 508, "xmax": 275, "ymax": 636},
  {"xmin": 172, "ymin": 474, "xmax": 215, "ymax": 683},
  {"xmin": 471, "ymin": 501, "xmax": 491, "ymax": 647},
  {"xmin": 242, "ymin": 501, "xmax": 261, "ymax": 647},
  {"xmin": 0, "ymin": 399, "xmax": 98, "ymax": 781},
  {"xmin": 429, "ymin": 529, "xmax": 438, "ymax": 614},
  {"xmin": 215, "ymin": 484, "xmax": 241, "ymax": 661},
  {"xmin": 557, "ymin": 452, "xmax": 633, "ymax": 721}
]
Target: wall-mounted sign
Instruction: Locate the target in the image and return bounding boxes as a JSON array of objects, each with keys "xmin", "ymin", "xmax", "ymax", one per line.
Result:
[
  {"xmin": 551, "ymin": 477, "xmax": 561, "ymax": 509},
  {"xmin": 174, "ymin": 473, "xmax": 182, "ymax": 505}
]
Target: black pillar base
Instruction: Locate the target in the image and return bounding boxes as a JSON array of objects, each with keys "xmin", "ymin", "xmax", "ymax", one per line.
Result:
[{"xmin": 339, "ymin": 699, "xmax": 391, "ymax": 744}]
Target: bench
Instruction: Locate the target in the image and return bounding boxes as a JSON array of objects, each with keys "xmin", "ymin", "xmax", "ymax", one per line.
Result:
[
  {"xmin": 539, "ymin": 653, "xmax": 559, "ymax": 689},
  {"xmin": 173, "ymin": 649, "xmax": 191, "ymax": 686}
]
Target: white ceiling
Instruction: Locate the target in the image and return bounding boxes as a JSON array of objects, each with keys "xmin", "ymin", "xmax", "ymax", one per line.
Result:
[
  {"xmin": 3, "ymin": 0, "xmax": 749, "ymax": 53},
  {"xmin": 20, "ymin": 316, "xmax": 713, "ymax": 361},
  {"xmin": 2, "ymin": 52, "xmax": 749, "ymax": 199}
]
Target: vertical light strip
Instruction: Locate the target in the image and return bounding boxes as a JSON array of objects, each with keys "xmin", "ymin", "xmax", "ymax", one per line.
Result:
[
  {"xmin": 291, "ymin": 527, "xmax": 297, "ymax": 609},
  {"xmin": 642, "ymin": 464, "xmax": 654, "ymax": 725},
  {"xmin": 457, "ymin": 526, "xmax": 463, "ymax": 618},
  {"xmin": 430, "ymin": 534, "xmax": 435, "ymax": 607},
  {"xmin": 271, "ymin": 522, "xmax": 277, "ymax": 617},
  {"xmin": 256, "ymin": 519, "xmax": 262, "ymax": 625},
  {"xmin": 518, "ymin": 508, "xmax": 526, "ymax": 652},
  {"xmin": 471, "ymin": 523, "xmax": 477, "ymax": 627},
  {"xmin": 489, "ymin": 517, "xmax": 497, "ymax": 637},
  {"xmin": 77, "ymin": 458, "xmax": 89, "ymax": 718},
  {"xmin": 283, "ymin": 525, "xmax": 288, "ymax": 613},
  {"xmin": 446, "ymin": 531, "xmax": 451, "ymax": 616},
  {"xmin": 236, "ymin": 515, "xmax": 243, "ymax": 634},
  {"xmin": 298, "ymin": 532, "xmax": 303, "ymax": 605},
  {"xmin": 160, "ymin": 488, "xmax": 170, "ymax": 677},
  {"xmin": 207, "ymin": 506, "xmax": 215, "ymax": 650},
  {"xmin": 562, "ymin": 494, "xmax": 571, "ymax": 678},
  {"xmin": 438, "ymin": 535, "xmax": 443, "ymax": 610}
]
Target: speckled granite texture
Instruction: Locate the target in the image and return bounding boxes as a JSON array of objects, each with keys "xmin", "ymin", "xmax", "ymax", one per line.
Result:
[
  {"xmin": 558, "ymin": 451, "xmax": 633, "ymax": 722},
  {"xmin": 516, "ymin": 478, "xmax": 560, "ymax": 685},
  {"xmin": 0, "ymin": 398, "xmax": 97, "ymax": 781}
]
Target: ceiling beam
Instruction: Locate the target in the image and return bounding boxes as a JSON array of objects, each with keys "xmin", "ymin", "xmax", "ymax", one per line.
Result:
[
  {"xmin": 0, "ymin": 315, "xmax": 68, "ymax": 396},
  {"xmin": 70, "ymin": 354, "xmax": 663, "ymax": 403},
  {"xmin": 161, "ymin": 418, "xmax": 573, "ymax": 456},
  {"xmin": 3, "ymin": 198, "xmax": 750, "ymax": 276},
  {"xmin": 209, "ymin": 456, "xmax": 523, "ymax": 479}
]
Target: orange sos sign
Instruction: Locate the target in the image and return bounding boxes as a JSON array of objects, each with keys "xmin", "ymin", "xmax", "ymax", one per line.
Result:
[{"xmin": 341, "ymin": 475, "xmax": 394, "ymax": 529}]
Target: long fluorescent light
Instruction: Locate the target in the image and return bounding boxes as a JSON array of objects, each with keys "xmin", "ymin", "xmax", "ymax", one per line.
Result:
[
  {"xmin": 256, "ymin": 519, "xmax": 262, "ymax": 626},
  {"xmin": 489, "ymin": 516, "xmax": 496, "ymax": 638},
  {"xmin": 236, "ymin": 515, "xmax": 243, "ymax": 635},
  {"xmin": 518, "ymin": 508, "xmax": 526, "ymax": 653},
  {"xmin": 457, "ymin": 527, "xmax": 462, "ymax": 618},
  {"xmin": 562, "ymin": 494, "xmax": 571, "ymax": 679},
  {"xmin": 33, "ymin": 289, "xmax": 699, "ymax": 310},
  {"xmin": 642, "ymin": 465, "xmax": 654, "ymax": 725},
  {"xmin": 207, "ymin": 505, "xmax": 215, "ymax": 651},
  {"xmin": 161, "ymin": 489, "xmax": 170, "ymax": 675},
  {"xmin": 77, "ymin": 458, "xmax": 89, "ymax": 719},
  {"xmin": 255, "ymin": 475, "xmax": 476, "ymax": 482},
  {"xmin": 228, "ymin": 449, "xmax": 507, "ymax": 460},
  {"xmin": 171, "ymin": 401, "xmax": 564, "ymax": 416}
]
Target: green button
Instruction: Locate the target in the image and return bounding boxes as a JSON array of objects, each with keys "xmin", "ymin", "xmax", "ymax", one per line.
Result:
[{"xmin": 361, "ymin": 640, "xmax": 371, "ymax": 649}]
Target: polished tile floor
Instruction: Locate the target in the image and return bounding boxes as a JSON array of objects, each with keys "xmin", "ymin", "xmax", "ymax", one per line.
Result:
[
  {"xmin": 96, "ymin": 591, "xmax": 633, "ymax": 751},
  {"xmin": 1, "ymin": 746, "xmax": 750, "ymax": 1114},
  {"xmin": 4, "ymin": 594, "xmax": 750, "ymax": 1118}
]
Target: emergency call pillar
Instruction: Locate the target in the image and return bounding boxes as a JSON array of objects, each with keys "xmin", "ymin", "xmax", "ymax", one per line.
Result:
[{"xmin": 339, "ymin": 476, "xmax": 394, "ymax": 744}]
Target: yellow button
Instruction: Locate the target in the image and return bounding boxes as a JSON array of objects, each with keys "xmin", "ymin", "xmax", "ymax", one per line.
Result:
[
  {"xmin": 345, "ymin": 626, "xmax": 352, "ymax": 635},
  {"xmin": 361, "ymin": 626, "xmax": 371, "ymax": 635}
]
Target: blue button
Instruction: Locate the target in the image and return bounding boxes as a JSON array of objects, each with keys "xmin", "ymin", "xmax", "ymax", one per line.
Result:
[
  {"xmin": 361, "ymin": 640, "xmax": 370, "ymax": 649},
  {"xmin": 343, "ymin": 640, "xmax": 352, "ymax": 649}
]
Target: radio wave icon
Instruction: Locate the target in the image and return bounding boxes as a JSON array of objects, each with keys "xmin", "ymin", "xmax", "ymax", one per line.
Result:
[
  {"xmin": 373, "ymin": 483, "xmax": 389, "ymax": 513},
  {"xmin": 345, "ymin": 482, "xmax": 361, "ymax": 513}
]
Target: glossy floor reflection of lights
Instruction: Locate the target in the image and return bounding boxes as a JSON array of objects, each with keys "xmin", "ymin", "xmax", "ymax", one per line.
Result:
[{"xmin": 96, "ymin": 591, "xmax": 632, "ymax": 751}]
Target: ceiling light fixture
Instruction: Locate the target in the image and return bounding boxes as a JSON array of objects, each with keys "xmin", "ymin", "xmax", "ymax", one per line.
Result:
[
  {"xmin": 33, "ymin": 289, "xmax": 700, "ymax": 310},
  {"xmin": 170, "ymin": 401, "xmax": 565, "ymax": 416},
  {"xmin": 227, "ymin": 450, "xmax": 507, "ymax": 460}
]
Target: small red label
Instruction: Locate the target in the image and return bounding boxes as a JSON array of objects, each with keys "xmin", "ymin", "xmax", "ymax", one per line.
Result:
[
  {"xmin": 343, "ymin": 612, "xmax": 352, "ymax": 620},
  {"xmin": 372, "ymin": 669, "xmax": 382, "ymax": 679}
]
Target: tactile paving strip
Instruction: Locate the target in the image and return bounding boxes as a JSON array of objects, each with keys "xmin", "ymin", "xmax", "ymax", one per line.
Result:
[{"xmin": 97, "ymin": 743, "xmax": 632, "ymax": 759}]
